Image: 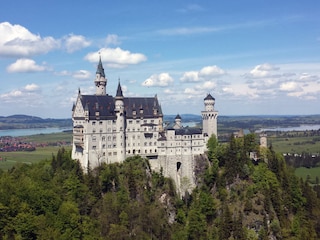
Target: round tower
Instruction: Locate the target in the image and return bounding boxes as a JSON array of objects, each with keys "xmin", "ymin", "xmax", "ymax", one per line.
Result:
[
  {"xmin": 95, "ymin": 56, "xmax": 107, "ymax": 95},
  {"xmin": 115, "ymin": 81, "xmax": 126, "ymax": 162},
  {"xmin": 201, "ymin": 94, "xmax": 218, "ymax": 138}
]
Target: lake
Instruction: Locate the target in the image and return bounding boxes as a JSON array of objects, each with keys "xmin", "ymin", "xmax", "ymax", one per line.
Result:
[
  {"xmin": 256, "ymin": 124, "xmax": 320, "ymax": 133},
  {"xmin": 0, "ymin": 128, "xmax": 71, "ymax": 137}
]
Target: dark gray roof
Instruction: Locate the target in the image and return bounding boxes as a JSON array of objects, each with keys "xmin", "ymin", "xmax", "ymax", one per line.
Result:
[
  {"xmin": 80, "ymin": 95, "xmax": 116, "ymax": 120},
  {"xmin": 204, "ymin": 94, "xmax": 215, "ymax": 101},
  {"xmin": 78, "ymin": 94, "xmax": 162, "ymax": 120},
  {"xmin": 175, "ymin": 127, "xmax": 202, "ymax": 135},
  {"xmin": 175, "ymin": 114, "xmax": 181, "ymax": 120},
  {"xmin": 124, "ymin": 97, "xmax": 162, "ymax": 118}
]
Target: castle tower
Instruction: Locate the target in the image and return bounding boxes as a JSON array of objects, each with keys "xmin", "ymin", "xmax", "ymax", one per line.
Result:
[
  {"xmin": 95, "ymin": 56, "xmax": 107, "ymax": 95},
  {"xmin": 115, "ymin": 81, "xmax": 126, "ymax": 162},
  {"xmin": 173, "ymin": 114, "xmax": 182, "ymax": 129},
  {"xmin": 201, "ymin": 94, "xmax": 218, "ymax": 138}
]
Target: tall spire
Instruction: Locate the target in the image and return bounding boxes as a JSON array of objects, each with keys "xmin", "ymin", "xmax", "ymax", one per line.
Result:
[
  {"xmin": 96, "ymin": 54, "xmax": 105, "ymax": 78},
  {"xmin": 95, "ymin": 54, "xmax": 107, "ymax": 95},
  {"xmin": 116, "ymin": 78, "xmax": 123, "ymax": 98}
]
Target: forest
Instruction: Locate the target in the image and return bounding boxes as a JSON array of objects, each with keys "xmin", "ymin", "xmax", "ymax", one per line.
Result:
[{"xmin": 0, "ymin": 134, "xmax": 320, "ymax": 239}]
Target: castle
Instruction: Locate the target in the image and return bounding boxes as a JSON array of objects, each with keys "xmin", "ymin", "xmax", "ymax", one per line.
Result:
[{"xmin": 72, "ymin": 58, "xmax": 218, "ymax": 194}]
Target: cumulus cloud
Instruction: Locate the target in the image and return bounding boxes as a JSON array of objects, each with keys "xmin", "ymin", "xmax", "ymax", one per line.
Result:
[
  {"xmin": 64, "ymin": 34, "xmax": 91, "ymax": 53},
  {"xmin": 72, "ymin": 70, "xmax": 91, "ymax": 80},
  {"xmin": 0, "ymin": 84, "xmax": 43, "ymax": 105},
  {"xmin": 142, "ymin": 73, "xmax": 174, "ymax": 87},
  {"xmin": 0, "ymin": 22, "xmax": 60, "ymax": 57},
  {"xmin": 183, "ymin": 81, "xmax": 216, "ymax": 97},
  {"xmin": 245, "ymin": 63, "xmax": 280, "ymax": 78},
  {"xmin": 7, "ymin": 58, "xmax": 49, "ymax": 73},
  {"xmin": 24, "ymin": 83, "xmax": 40, "ymax": 91},
  {"xmin": 180, "ymin": 71, "xmax": 199, "ymax": 82},
  {"xmin": 105, "ymin": 34, "xmax": 121, "ymax": 46},
  {"xmin": 85, "ymin": 48, "xmax": 147, "ymax": 68},
  {"xmin": 280, "ymin": 81, "xmax": 301, "ymax": 92},
  {"xmin": 180, "ymin": 65, "xmax": 225, "ymax": 82},
  {"xmin": 199, "ymin": 65, "xmax": 225, "ymax": 78}
]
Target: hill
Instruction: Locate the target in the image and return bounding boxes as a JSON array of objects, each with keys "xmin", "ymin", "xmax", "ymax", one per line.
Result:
[
  {"xmin": 0, "ymin": 115, "xmax": 72, "ymax": 130},
  {"xmin": 0, "ymin": 135, "xmax": 320, "ymax": 239}
]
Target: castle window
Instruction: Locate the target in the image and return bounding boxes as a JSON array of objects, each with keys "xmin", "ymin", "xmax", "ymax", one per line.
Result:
[
  {"xmin": 102, "ymin": 144, "xmax": 106, "ymax": 148},
  {"xmin": 92, "ymin": 146, "xmax": 96, "ymax": 150},
  {"xmin": 103, "ymin": 152, "xmax": 105, "ymax": 156},
  {"xmin": 92, "ymin": 122, "xmax": 96, "ymax": 125},
  {"xmin": 92, "ymin": 136, "xmax": 96, "ymax": 141},
  {"xmin": 102, "ymin": 136, "xmax": 105, "ymax": 141},
  {"xmin": 136, "ymin": 120, "xmax": 140, "ymax": 123},
  {"xmin": 177, "ymin": 162, "xmax": 181, "ymax": 171},
  {"xmin": 99, "ymin": 121, "xmax": 102, "ymax": 125},
  {"xmin": 129, "ymin": 120, "xmax": 133, "ymax": 124},
  {"xmin": 93, "ymin": 129, "xmax": 96, "ymax": 133}
]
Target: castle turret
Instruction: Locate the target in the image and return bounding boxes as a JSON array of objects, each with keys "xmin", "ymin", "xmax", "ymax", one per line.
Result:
[
  {"xmin": 173, "ymin": 114, "xmax": 182, "ymax": 129},
  {"xmin": 201, "ymin": 94, "xmax": 218, "ymax": 138},
  {"xmin": 115, "ymin": 81, "xmax": 126, "ymax": 161},
  {"xmin": 95, "ymin": 56, "xmax": 107, "ymax": 95}
]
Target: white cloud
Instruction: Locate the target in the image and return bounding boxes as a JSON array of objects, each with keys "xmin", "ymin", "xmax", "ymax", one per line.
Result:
[
  {"xmin": 245, "ymin": 63, "xmax": 280, "ymax": 78},
  {"xmin": 180, "ymin": 71, "xmax": 199, "ymax": 82},
  {"xmin": 72, "ymin": 70, "xmax": 91, "ymax": 80},
  {"xmin": 199, "ymin": 65, "xmax": 225, "ymax": 78},
  {"xmin": 180, "ymin": 65, "xmax": 225, "ymax": 82},
  {"xmin": 7, "ymin": 58, "xmax": 48, "ymax": 73},
  {"xmin": 64, "ymin": 34, "xmax": 91, "ymax": 53},
  {"xmin": 105, "ymin": 34, "xmax": 121, "ymax": 46},
  {"xmin": 0, "ymin": 22, "xmax": 60, "ymax": 57},
  {"xmin": 183, "ymin": 81, "xmax": 216, "ymax": 97},
  {"xmin": 142, "ymin": 73, "xmax": 174, "ymax": 87},
  {"xmin": 0, "ymin": 84, "xmax": 43, "ymax": 105},
  {"xmin": 280, "ymin": 81, "xmax": 301, "ymax": 92},
  {"xmin": 85, "ymin": 47, "xmax": 147, "ymax": 68},
  {"xmin": 24, "ymin": 83, "xmax": 40, "ymax": 91}
]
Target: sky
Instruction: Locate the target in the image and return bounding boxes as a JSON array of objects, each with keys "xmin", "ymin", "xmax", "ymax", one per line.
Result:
[{"xmin": 1, "ymin": 0, "xmax": 320, "ymax": 118}]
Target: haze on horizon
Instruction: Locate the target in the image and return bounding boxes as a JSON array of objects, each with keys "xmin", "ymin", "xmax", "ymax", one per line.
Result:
[{"xmin": 1, "ymin": 1, "xmax": 320, "ymax": 118}]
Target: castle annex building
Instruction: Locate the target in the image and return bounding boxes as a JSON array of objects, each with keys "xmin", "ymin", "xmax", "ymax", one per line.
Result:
[{"xmin": 72, "ymin": 58, "xmax": 218, "ymax": 193}]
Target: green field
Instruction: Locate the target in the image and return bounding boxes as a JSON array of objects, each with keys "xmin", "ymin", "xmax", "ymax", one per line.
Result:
[
  {"xmin": 295, "ymin": 166, "xmax": 320, "ymax": 183},
  {"xmin": 0, "ymin": 132, "xmax": 72, "ymax": 170},
  {"xmin": 269, "ymin": 135, "xmax": 320, "ymax": 154}
]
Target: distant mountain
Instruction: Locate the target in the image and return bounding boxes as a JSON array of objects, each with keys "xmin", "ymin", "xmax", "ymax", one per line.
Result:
[{"xmin": 0, "ymin": 115, "xmax": 72, "ymax": 130}]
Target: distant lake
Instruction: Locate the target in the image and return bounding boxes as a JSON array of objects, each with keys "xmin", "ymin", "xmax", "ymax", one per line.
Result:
[
  {"xmin": 0, "ymin": 128, "xmax": 71, "ymax": 137},
  {"xmin": 256, "ymin": 124, "xmax": 320, "ymax": 133}
]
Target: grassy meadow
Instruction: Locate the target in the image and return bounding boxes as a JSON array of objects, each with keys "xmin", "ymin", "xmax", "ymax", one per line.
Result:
[
  {"xmin": 0, "ymin": 132, "xmax": 72, "ymax": 171},
  {"xmin": 295, "ymin": 166, "xmax": 320, "ymax": 183},
  {"xmin": 268, "ymin": 135, "xmax": 320, "ymax": 154}
]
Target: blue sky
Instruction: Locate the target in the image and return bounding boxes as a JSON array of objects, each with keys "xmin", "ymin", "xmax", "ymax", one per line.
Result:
[{"xmin": 1, "ymin": 0, "xmax": 320, "ymax": 118}]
